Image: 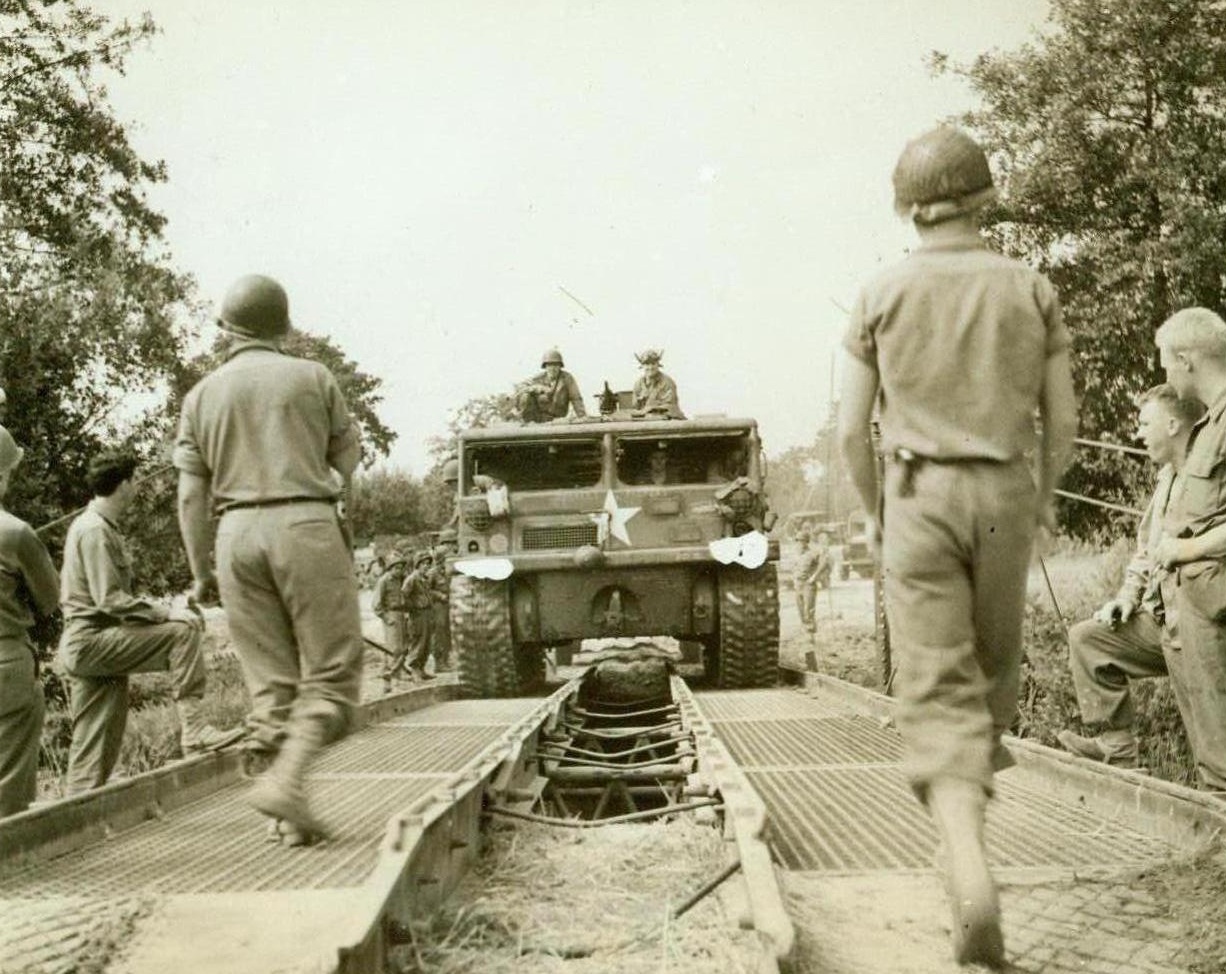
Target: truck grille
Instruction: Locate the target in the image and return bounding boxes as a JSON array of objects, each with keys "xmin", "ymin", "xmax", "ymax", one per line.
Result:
[{"xmin": 522, "ymin": 524, "xmax": 598, "ymax": 550}]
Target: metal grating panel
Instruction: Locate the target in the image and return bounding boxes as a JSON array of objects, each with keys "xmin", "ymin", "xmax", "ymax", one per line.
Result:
[
  {"xmin": 0, "ymin": 776, "xmax": 447, "ymax": 897},
  {"xmin": 714, "ymin": 716, "xmax": 902, "ymax": 767},
  {"xmin": 521, "ymin": 523, "xmax": 598, "ymax": 550},
  {"xmin": 751, "ymin": 767, "xmax": 1171, "ymax": 873},
  {"xmin": 385, "ymin": 698, "xmax": 544, "ymax": 724},
  {"xmin": 693, "ymin": 688, "xmax": 859, "ymax": 721},
  {"xmin": 313, "ymin": 724, "xmax": 500, "ymax": 774}
]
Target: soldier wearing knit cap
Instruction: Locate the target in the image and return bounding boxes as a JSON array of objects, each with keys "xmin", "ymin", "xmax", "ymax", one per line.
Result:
[
  {"xmin": 838, "ymin": 126, "xmax": 1077, "ymax": 968},
  {"xmin": 633, "ymin": 349, "xmax": 684, "ymax": 418}
]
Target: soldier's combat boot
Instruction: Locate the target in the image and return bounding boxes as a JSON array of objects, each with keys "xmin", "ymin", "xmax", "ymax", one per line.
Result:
[
  {"xmin": 177, "ymin": 699, "xmax": 246, "ymax": 755},
  {"xmin": 248, "ymin": 717, "xmax": 330, "ymax": 844},
  {"xmin": 1056, "ymin": 728, "xmax": 1139, "ymax": 768},
  {"xmin": 928, "ymin": 778, "xmax": 1004, "ymax": 969}
]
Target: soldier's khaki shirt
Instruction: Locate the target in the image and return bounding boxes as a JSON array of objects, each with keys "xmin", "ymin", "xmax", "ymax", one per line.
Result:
[
  {"xmin": 173, "ymin": 340, "xmax": 358, "ymax": 510},
  {"xmin": 842, "ymin": 231, "xmax": 1069, "ymax": 461},
  {"xmin": 0, "ymin": 508, "xmax": 59, "ymax": 642},
  {"xmin": 60, "ymin": 502, "xmax": 167, "ymax": 632},
  {"xmin": 1118, "ymin": 464, "xmax": 1176, "ymax": 621},
  {"xmin": 1165, "ymin": 387, "xmax": 1226, "ymax": 540}
]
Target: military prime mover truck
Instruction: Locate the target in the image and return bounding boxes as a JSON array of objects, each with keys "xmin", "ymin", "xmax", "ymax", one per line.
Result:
[{"xmin": 448, "ymin": 414, "xmax": 780, "ymax": 697}]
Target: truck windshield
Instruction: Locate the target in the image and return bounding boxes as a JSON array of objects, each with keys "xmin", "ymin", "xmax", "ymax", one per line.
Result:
[
  {"xmin": 466, "ymin": 439, "xmax": 603, "ymax": 491},
  {"xmin": 615, "ymin": 434, "xmax": 749, "ymax": 486}
]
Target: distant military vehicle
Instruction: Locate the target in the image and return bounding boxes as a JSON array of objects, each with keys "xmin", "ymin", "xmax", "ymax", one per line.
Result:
[{"xmin": 448, "ymin": 408, "xmax": 779, "ymax": 697}]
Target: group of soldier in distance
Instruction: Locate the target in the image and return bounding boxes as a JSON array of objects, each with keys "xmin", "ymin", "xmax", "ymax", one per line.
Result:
[{"xmin": 3, "ymin": 123, "xmax": 1226, "ymax": 970}]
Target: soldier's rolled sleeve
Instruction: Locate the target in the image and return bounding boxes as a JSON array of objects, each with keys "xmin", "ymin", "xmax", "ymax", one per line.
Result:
[
  {"xmin": 1037, "ymin": 276, "xmax": 1071, "ymax": 357},
  {"xmin": 171, "ymin": 401, "xmax": 210, "ymax": 477},
  {"xmin": 841, "ymin": 289, "xmax": 877, "ymax": 365}
]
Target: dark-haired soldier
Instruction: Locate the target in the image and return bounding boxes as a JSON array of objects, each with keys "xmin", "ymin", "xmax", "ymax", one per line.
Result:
[
  {"xmin": 175, "ymin": 274, "xmax": 364, "ymax": 844},
  {"xmin": 59, "ymin": 451, "xmax": 242, "ymax": 795},
  {"xmin": 0, "ymin": 425, "xmax": 59, "ymax": 816}
]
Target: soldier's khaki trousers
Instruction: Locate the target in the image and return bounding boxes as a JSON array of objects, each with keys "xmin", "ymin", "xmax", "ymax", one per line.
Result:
[
  {"xmin": 1067, "ymin": 612, "xmax": 1167, "ymax": 728},
  {"xmin": 1168, "ymin": 587, "xmax": 1226, "ymax": 790},
  {"xmin": 60, "ymin": 619, "xmax": 204, "ymax": 795},
  {"xmin": 0, "ymin": 637, "xmax": 43, "ymax": 816},
  {"xmin": 216, "ymin": 503, "xmax": 362, "ymax": 753},
  {"xmin": 882, "ymin": 458, "xmax": 1036, "ymax": 798}
]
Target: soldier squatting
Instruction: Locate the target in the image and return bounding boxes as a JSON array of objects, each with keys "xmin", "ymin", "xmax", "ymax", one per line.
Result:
[{"xmin": 0, "ymin": 126, "xmax": 1225, "ymax": 968}]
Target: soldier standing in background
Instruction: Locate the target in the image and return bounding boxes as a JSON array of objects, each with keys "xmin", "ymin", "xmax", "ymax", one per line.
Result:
[
  {"xmin": 1058, "ymin": 385, "xmax": 1202, "ymax": 767},
  {"xmin": 60, "ymin": 451, "xmax": 242, "ymax": 795},
  {"xmin": 517, "ymin": 348, "xmax": 587, "ymax": 422},
  {"xmin": 633, "ymin": 349, "xmax": 684, "ymax": 418},
  {"xmin": 429, "ymin": 546, "xmax": 452, "ymax": 672},
  {"xmin": 838, "ymin": 127, "xmax": 1077, "ymax": 967},
  {"xmin": 400, "ymin": 551, "xmax": 436, "ymax": 682},
  {"xmin": 175, "ymin": 273, "xmax": 364, "ymax": 845},
  {"xmin": 373, "ymin": 555, "xmax": 408, "ymax": 694},
  {"xmin": 1152, "ymin": 308, "xmax": 1226, "ymax": 796},
  {"xmin": 792, "ymin": 533, "xmax": 818, "ymax": 634},
  {"xmin": 0, "ymin": 426, "xmax": 59, "ymax": 817}
]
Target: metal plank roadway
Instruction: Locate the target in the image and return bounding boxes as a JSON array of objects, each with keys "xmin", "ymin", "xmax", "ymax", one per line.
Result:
[
  {"xmin": 0, "ymin": 697, "xmax": 542, "ymax": 974},
  {"xmin": 694, "ymin": 687, "xmax": 1200, "ymax": 974}
]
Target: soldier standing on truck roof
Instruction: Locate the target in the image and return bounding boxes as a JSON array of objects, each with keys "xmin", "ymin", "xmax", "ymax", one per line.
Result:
[
  {"xmin": 400, "ymin": 551, "xmax": 436, "ymax": 682},
  {"xmin": 632, "ymin": 349, "xmax": 685, "ymax": 419},
  {"xmin": 517, "ymin": 348, "xmax": 587, "ymax": 423},
  {"xmin": 838, "ymin": 126, "xmax": 1077, "ymax": 968},
  {"xmin": 0, "ymin": 425, "xmax": 59, "ymax": 817},
  {"xmin": 175, "ymin": 273, "xmax": 365, "ymax": 846},
  {"xmin": 373, "ymin": 555, "xmax": 409, "ymax": 694}
]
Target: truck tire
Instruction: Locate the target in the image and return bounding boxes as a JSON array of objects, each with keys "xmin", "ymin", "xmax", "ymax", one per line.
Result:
[
  {"xmin": 450, "ymin": 575, "xmax": 520, "ymax": 698},
  {"xmin": 714, "ymin": 563, "xmax": 780, "ymax": 689}
]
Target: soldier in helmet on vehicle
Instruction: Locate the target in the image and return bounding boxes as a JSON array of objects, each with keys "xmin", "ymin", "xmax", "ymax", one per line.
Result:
[
  {"xmin": 633, "ymin": 349, "xmax": 684, "ymax": 419},
  {"xmin": 838, "ymin": 127, "xmax": 1076, "ymax": 968},
  {"xmin": 517, "ymin": 348, "xmax": 587, "ymax": 423},
  {"xmin": 175, "ymin": 273, "xmax": 366, "ymax": 845}
]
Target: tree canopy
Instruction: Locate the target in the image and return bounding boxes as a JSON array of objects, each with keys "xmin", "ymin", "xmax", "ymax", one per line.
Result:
[
  {"xmin": 0, "ymin": 1, "xmax": 193, "ymax": 530},
  {"xmin": 936, "ymin": 0, "xmax": 1226, "ymax": 533}
]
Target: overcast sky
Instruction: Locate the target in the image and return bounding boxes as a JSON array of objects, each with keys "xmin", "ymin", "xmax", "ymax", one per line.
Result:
[{"xmin": 95, "ymin": 0, "xmax": 1050, "ymax": 474}]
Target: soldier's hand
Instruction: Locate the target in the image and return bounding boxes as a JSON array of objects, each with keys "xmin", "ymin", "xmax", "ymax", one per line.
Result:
[
  {"xmin": 191, "ymin": 575, "xmax": 221, "ymax": 609},
  {"xmin": 1153, "ymin": 537, "xmax": 1190, "ymax": 570},
  {"xmin": 1093, "ymin": 599, "xmax": 1133, "ymax": 627},
  {"xmin": 1036, "ymin": 498, "xmax": 1059, "ymax": 535}
]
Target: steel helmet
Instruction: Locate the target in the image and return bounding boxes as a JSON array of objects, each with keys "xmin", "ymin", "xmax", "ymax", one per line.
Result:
[
  {"xmin": 441, "ymin": 457, "xmax": 460, "ymax": 483},
  {"xmin": 217, "ymin": 274, "xmax": 291, "ymax": 338},
  {"xmin": 892, "ymin": 126, "xmax": 995, "ymax": 223},
  {"xmin": 0, "ymin": 425, "xmax": 23, "ymax": 475},
  {"xmin": 541, "ymin": 348, "xmax": 564, "ymax": 367}
]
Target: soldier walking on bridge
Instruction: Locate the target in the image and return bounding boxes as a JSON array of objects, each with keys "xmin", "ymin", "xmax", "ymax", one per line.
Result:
[
  {"xmin": 0, "ymin": 426, "xmax": 59, "ymax": 817},
  {"xmin": 838, "ymin": 126, "xmax": 1077, "ymax": 968},
  {"xmin": 175, "ymin": 273, "xmax": 365, "ymax": 845}
]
